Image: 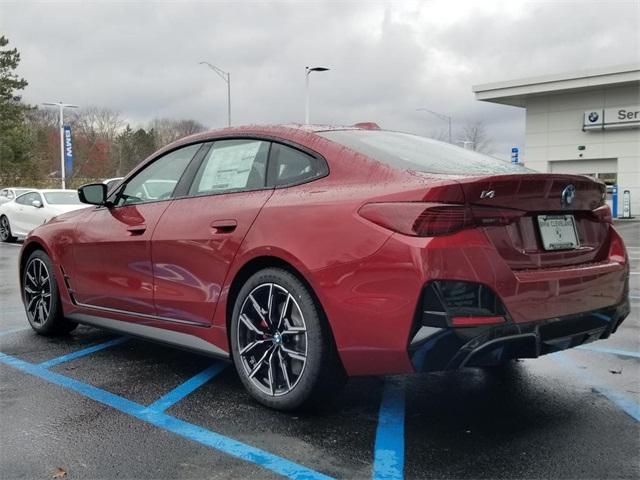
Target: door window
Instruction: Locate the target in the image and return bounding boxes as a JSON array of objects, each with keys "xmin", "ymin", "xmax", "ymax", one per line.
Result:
[
  {"xmin": 115, "ymin": 144, "xmax": 201, "ymax": 206},
  {"xmin": 189, "ymin": 139, "xmax": 270, "ymax": 196},
  {"xmin": 16, "ymin": 192, "xmax": 42, "ymax": 206},
  {"xmin": 268, "ymin": 143, "xmax": 327, "ymax": 186}
]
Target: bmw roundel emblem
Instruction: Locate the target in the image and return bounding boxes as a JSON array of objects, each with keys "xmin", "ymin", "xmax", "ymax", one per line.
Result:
[
  {"xmin": 562, "ymin": 184, "xmax": 576, "ymax": 207},
  {"xmin": 588, "ymin": 111, "xmax": 599, "ymax": 123}
]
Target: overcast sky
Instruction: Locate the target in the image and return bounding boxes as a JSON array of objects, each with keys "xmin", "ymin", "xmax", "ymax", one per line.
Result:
[{"xmin": 2, "ymin": 0, "xmax": 639, "ymax": 158}]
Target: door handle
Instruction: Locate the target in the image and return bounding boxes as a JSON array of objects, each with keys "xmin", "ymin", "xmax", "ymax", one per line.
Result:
[
  {"xmin": 210, "ymin": 219, "xmax": 237, "ymax": 234},
  {"xmin": 127, "ymin": 225, "xmax": 147, "ymax": 235}
]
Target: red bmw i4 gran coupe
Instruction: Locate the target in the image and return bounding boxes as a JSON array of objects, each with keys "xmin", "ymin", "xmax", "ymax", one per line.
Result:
[{"xmin": 18, "ymin": 124, "xmax": 630, "ymax": 410}]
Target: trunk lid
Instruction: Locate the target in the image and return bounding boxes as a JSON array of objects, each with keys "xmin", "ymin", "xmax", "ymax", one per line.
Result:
[{"xmin": 456, "ymin": 173, "xmax": 609, "ymax": 270}]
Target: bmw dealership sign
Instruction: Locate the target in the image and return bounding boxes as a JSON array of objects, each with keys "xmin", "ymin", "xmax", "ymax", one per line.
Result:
[{"xmin": 583, "ymin": 105, "xmax": 640, "ymax": 130}]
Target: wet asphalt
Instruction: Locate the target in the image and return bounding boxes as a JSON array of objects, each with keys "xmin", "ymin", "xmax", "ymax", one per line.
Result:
[{"xmin": 0, "ymin": 221, "xmax": 638, "ymax": 479}]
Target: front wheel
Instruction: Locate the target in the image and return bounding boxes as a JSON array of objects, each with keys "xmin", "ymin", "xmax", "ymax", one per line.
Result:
[
  {"xmin": 230, "ymin": 268, "xmax": 345, "ymax": 411},
  {"xmin": 0, "ymin": 215, "xmax": 16, "ymax": 243},
  {"xmin": 23, "ymin": 250, "xmax": 77, "ymax": 335}
]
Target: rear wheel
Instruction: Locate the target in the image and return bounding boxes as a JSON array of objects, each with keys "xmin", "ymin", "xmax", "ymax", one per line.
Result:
[
  {"xmin": 23, "ymin": 250, "xmax": 77, "ymax": 335},
  {"xmin": 0, "ymin": 215, "xmax": 16, "ymax": 243},
  {"xmin": 230, "ymin": 268, "xmax": 345, "ymax": 411}
]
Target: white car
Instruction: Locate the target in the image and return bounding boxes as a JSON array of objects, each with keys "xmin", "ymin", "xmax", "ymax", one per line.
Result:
[
  {"xmin": 103, "ymin": 177, "xmax": 124, "ymax": 193},
  {"xmin": 0, "ymin": 187, "xmax": 33, "ymax": 206},
  {"xmin": 0, "ymin": 189, "xmax": 87, "ymax": 242}
]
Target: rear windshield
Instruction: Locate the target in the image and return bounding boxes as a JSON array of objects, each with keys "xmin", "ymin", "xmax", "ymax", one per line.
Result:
[
  {"xmin": 44, "ymin": 192, "xmax": 82, "ymax": 205},
  {"xmin": 317, "ymin": 130, "xmax": 531, "ymax": 175}
]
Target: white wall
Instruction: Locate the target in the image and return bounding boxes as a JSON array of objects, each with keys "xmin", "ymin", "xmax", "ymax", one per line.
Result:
[{"xmin": 522, "ymin": 85, "xmax": 640, "ymax": 217}]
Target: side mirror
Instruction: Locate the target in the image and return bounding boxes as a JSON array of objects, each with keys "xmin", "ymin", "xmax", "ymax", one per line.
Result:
[
  {"xmin": 31, "ymin": 200, "xmax": 42, "ymax": 208},
  {"xmin": 78, "ymin": 183, "xmax": 108, "ymax": 206}
]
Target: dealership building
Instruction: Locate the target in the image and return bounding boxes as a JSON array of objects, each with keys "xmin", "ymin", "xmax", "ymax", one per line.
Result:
[{"xmin": 473, "ymin": 64, "xmax": 640, "ymax": 217}]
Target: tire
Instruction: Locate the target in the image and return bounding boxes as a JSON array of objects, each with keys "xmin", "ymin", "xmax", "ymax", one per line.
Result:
[
  {"xmin": 22, "ymin": 250, "xmax": 77, "ymax": 335},
  {"xmin": 230, "ymin": 268, "xmax": 346, "ymax": 411},
  {"xmin": 0, "ymin": 215, "xmax": 16, "ymax": 243}
]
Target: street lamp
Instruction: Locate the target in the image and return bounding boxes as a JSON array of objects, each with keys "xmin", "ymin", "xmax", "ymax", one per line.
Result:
[
  {"xmin": 416, "ymin": 108, "xmax": 452, "ymax": 144},
  {"xmin": 305, "ymin": 66, "xmax": 330, "ymax": 124},
  {"xmin": 199, "ymin": 62, "xmax": 231, "ymax": 127},
  {"xmin": 42, "ymin": 101, "xmax": 79, "ymax": 189}
]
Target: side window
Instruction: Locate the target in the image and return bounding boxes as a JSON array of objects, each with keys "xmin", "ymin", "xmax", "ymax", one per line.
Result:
[
  {"xmin": 189, "ymin": 139, "xmax": 269, "ymax": 196},
  {"xmin": 115, "ymin": 144, "xmax": 201, "ymax": 206},
  {"xmin": 268, "ymin": 143, "xmax": 327, "ymax": 187},
  {"xmin": 16, "ymin": 192, "xmax": 40, "ymax": 205}
]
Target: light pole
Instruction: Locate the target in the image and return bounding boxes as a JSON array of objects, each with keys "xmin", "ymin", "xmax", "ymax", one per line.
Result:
[
  {"xmin": 305, "ymin": 66, "xmax": 329, "ymax": 124},
  {"xmin": 416, "ymin": 108, "xmax": 452, "ymax": 143},
  {"xmin": 199, "ymin": 62, "xmax": 231, "ymax": 127},
  {"xmin": 43, "ymin": 101, "xmax": 78, "ymax": 189}
]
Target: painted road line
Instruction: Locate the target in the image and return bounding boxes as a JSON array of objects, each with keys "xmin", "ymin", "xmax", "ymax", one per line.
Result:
[
  {"xmin": 555, "ymin": 352, "xmax": 640, "ymax": 422},
  {"xmin": 0, "ymin": 352, "xmax": 333, "ymax": 480},
  {"xmin": 147, "ymin": 362, "xmax": 228, "ymax": 412},
  {"xmin": 0, "ymin": 326, "xmax": 30, "ymax": 336},
  {"xmin": 39, "ymin": 337, "xmax": 129, "ymax": 368},
  {"xmin": 577, "ymin": 345, "xmax": 640, "ymax": 359},
  {"xmin": 372, "ymin": 377, "xmax": 406, "ymax": 480}
]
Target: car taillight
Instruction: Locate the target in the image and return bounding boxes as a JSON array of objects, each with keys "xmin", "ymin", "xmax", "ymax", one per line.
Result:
[
  {"xmin": 358, "ymin": 202, "xmax": 525, "ymax": 236},
  {"xmin": 358, "ymin": 202, "xmax": 472, "ymax": 236},
  {"xmin": 592, "ymin": 204, "xmax": 612, "ymax": 224}
]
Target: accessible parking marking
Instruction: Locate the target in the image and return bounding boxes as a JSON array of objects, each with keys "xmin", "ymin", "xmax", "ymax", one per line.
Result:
[
  {"xmin": 146, "ymin": 362, "xmax": 228, "ymax": 412},
  {"xmin": 0, "ymin": 351, "xmax": 334, "ymax": 480},
  {"xmin": 372, "ymin": 377, "xmax": 406, "ymax": 480},
  {"xmin": 555, "ymin": 352, "xmax": 640, "ymax": 422},
  {"xmin": 39, "ymin": 336, "xmax": 129, "ymax": 368},
  {"xmin": 577, "ymin": 345, "xmax": 640, "ymax": 359}
]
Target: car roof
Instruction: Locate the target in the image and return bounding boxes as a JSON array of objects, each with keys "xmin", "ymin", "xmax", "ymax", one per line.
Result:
[
  {"xmin": 158, "ymin": 124, "xmax": 368, "ymax": 155},
  {"xmin": 35, "ymin": 189, "xmax": 79, "ymax": 194}
]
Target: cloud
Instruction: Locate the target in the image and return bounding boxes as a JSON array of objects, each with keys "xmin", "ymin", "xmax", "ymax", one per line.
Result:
[{"xmin": 1, "ymin": 0, "xmax": 638, "ymax": 158}]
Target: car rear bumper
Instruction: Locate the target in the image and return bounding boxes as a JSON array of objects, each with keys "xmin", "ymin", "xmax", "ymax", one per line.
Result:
[{"xmin": 408, "ymin": 298, "xmax": 631, "ymax": 372}]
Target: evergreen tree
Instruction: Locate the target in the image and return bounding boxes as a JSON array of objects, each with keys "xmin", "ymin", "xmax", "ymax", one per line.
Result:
[{"xmin": 0, "ymin": 35, "xmax": 33, "ymax": 181}]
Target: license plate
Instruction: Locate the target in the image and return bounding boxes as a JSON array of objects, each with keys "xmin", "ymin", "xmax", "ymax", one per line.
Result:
[{"xmin": 537, "ymin": 215, "xmax": 579, "ymax": 251}]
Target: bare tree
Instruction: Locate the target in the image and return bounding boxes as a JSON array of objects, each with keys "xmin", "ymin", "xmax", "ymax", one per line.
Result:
[
  {"xmin": 460, "ymin": 121, "xmax": 493, "ymax": 153},
  {"xmin": 426, "ymin": 128, "xmax": 450, "ymax": 143},
  {"xmin": 149, "ymin": 118, "xmax": 207, "ymax": 146},
  {"xmin": 72, "ymin": 106, "xmax": 123, "ymax": 142}
]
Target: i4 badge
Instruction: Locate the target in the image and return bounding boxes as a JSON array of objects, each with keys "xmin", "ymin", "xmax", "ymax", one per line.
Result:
[{"xmin": 480, "ymin": 190, "xmax": 495, "ymax": 199}]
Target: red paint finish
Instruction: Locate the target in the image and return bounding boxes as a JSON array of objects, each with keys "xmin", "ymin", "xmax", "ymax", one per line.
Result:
[
  {"xmin": 151, "ymin": 189, "xmax": 274, "ymax": 325},
  {"xmin": 20, "ymin": 124, "xmax": 629, "ymax": 377},
  {"xmin": 71, "ymin": 203, "xmax": 170, "ymax": 314}
]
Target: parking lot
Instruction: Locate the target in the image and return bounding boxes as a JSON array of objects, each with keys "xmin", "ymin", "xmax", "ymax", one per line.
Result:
[{"xmin": 0, "ymin": 221, "xmax": 638, "ymax": 480}]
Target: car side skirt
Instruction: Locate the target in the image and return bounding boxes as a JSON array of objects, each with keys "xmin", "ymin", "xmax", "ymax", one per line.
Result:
[{"xmin": 66, "ymin": 312, "xmax": 230, "ymax": 360}]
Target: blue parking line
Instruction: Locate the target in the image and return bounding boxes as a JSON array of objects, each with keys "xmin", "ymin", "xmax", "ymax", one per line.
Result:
[
  {"xmin": 372, "ymin": 377, "xmax": 406, "ymax": 480},
  {"xmin": 147, "ymin": 362, "xmax": 228, "ymax": 412},
  {"xmin": 555, "ymin": 353, "xmax": 640, "ymax": 422},
  {"xmin": 577, "ymin": 345, "xmax": 640, "ymax": 359},
  {"xmin": 39, "ymin": 337, "xmax": 129, "ymax": 368},
  {"xmin": 0, "ymin": 352, "xmax": 333, "ymax": 480}
]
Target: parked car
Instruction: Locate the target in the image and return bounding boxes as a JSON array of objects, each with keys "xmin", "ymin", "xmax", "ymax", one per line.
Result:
[
  {"xmin": 18, "ymin": 125, "xmax": 630, "ymax": 410},
  {"xmin": 1, "ymin": 189, "xmax": 86, "ymax": 242},
  {"xmin": 102, "ymin": 177, "xmax": 124, "ymax": 193},
  {"xmin": 0, "ymin": 187, "xmax": 33, "ymax": 206}
]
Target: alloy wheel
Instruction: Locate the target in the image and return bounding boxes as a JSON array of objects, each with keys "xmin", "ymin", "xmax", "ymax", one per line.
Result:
[
  {"xmin": 237, "ymin": 283, "xmax": 308, "ymax": 396},
  {"xmin": 0, "ymin": 217, "xmax": 9, "ymax": 241},
  {"xmin": 24, "ymin": 258, "xmax": 52, "ymax": 326}
]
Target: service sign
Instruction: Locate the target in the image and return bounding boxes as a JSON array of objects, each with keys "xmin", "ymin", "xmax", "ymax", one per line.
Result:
[{"xmin": 583, "ymin": 105, "xmax": 640, "ymax": 130}]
